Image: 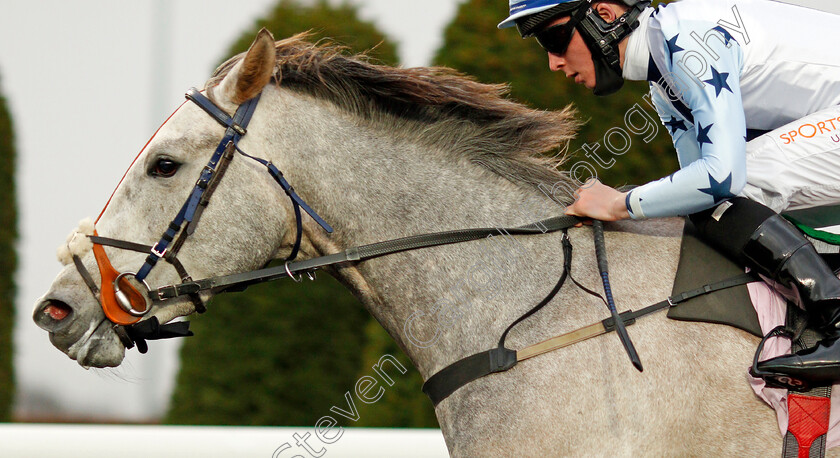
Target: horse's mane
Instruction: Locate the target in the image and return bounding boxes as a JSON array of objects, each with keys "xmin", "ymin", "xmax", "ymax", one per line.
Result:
[{"xmin": 207, "ymin": 33, "xmax": 581, "ymax": 191}]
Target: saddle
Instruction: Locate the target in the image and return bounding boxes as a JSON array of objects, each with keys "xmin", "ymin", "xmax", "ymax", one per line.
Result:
[
  {"xmin": 668, "ymin": 215, "xmax": 840, "ymax": 335},
  {"xmin": 666, "ymin": 219, "xmax": 762, "ymax": 335}
]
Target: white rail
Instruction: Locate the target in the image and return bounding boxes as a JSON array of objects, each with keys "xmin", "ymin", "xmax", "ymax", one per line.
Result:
[{"xmin": 0, "ymin": 424, "xmax": 449, "ymax": 458}]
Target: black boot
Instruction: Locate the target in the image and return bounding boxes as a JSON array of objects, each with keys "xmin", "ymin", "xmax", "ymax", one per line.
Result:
[
  {"xmin": 743, "ymin": 215, "xmax": 840, "ymax": 327},
  {"xmin": 747, "ymin": 216, "xmax": 840, "ymax": 383},
  {"xmin": 690, "ymin": 198, "xmax": 840, "ymax": 384}
]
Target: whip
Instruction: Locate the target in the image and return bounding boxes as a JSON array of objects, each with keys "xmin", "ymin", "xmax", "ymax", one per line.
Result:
[{"xmin": 592, "ymin": 220, "xmax": 643, "ymax": 371}]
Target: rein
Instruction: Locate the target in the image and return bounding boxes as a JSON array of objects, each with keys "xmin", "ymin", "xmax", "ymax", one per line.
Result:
[{"xmin": 152, "ymin": 215, "xmax": 581, "ymax": 301}]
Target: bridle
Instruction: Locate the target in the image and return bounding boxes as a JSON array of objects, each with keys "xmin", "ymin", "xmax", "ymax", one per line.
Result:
[{"xmin": 72, "ymin": 87, "xmax": 333, "ymax": 351}]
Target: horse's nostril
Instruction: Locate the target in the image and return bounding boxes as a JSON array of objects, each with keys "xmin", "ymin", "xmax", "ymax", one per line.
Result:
[
  {"xmin": 43, "ymin": 300, "xmax": 72, "ymax": 321},
  {"xmin": 35, "ymin": 300, "xmax": 74, "ymax": 331}
]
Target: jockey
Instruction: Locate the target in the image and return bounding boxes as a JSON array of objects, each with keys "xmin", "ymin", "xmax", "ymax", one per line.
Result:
[{"xmin": 499, "ymin": 0, "xmax": 840, "ymax": 385}]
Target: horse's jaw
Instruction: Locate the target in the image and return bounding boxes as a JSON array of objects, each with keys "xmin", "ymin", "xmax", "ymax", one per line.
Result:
[{"xmin": 62, "ymin": 319, "xmax": 125, "ymax": 369}]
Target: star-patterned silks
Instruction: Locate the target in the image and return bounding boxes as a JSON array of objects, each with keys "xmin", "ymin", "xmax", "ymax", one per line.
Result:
[
  {"xmin": 636, "ymin": 8, "xmax": 756, "ymax": 219},
  {"xmin": 698, "ymin": 173, "xmax": 736, "ymax": 203},
  {"xmin": 704, "ymin": 66, "xmax": 732, "ymax": 97},
  {"xmin": 711, "ymin": 26, "xmax": 736, "ymax": 45},
  {"xmin": 696, "ymin": 122, "xmax": 714, "ymax": 151},
  {"xmin": 666, "ymin": 34, "xmax": 684, "ymax": 61},
  {"xmin": 665, "ymin": 116, "xmax": 688, "ymax": 135}
]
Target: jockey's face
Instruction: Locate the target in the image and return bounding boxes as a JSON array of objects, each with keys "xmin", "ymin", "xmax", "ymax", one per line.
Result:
[
  {"xmin": 539, "ymin": 2, "xmax": 628, "ymax": 91},
  {"xmin": 543, "ymin": 15, "xmax": 597, "ymax": 90}
]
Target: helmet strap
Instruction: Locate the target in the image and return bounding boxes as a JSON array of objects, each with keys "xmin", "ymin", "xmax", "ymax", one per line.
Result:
[
  {"xmin": 591, "ymin": 52, "xmax": 627, "ymax": 96},
  {"xmin": 575, "ymin": 1, "xmax": 649, "ymax": 96}
]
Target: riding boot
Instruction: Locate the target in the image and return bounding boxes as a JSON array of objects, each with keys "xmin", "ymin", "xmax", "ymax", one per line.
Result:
[{"xmin": 690, "ymin": 198, "xmax": 840, "ymax": 384}]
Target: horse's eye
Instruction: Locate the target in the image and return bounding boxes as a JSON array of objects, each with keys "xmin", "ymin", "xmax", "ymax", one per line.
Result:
[{"xmin": 149, "ymin": 158, "xmax": 180, "ymax": 178}]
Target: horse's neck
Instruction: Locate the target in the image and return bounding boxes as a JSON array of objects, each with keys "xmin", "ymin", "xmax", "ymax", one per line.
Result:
[{"xmin": 259, "ymin": 88, "xmax": 679, "ymax": 378}]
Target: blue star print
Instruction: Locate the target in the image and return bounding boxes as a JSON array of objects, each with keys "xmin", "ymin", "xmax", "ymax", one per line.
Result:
[
  {"xmin": 621, "ymin": 4, "xmax": 752, "ymax": 220},
  {"xmin": 704, "ymin": 67, "xmax": 732, "ymax": 97},
  {"xmin": 664, "ymin": 116, "xmax": 688, "ymax": 135},
  {"xmin": 698, "ymin": 173, "xmax": 736, "ymax": 203},
  {"xmin": 696, "ymin": 122, "xmax": 714, "ymax": 151},
  {"xmin": 666, "ymin": 34, "xmax": 684, "ymax": 61},
  {"xmin": 711, "ymin": 26, "xmax": 735, "ymax": 45}
]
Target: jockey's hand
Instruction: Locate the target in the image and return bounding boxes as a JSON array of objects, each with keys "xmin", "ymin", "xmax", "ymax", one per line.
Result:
[{"xmin": 564, "ymin": 179, "xmax": 631, "ymax": 221}]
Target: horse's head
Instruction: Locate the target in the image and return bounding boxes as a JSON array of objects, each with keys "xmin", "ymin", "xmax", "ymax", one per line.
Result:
[{"xmin": 32, "ymin": 30, "xmax": 293, "ymax": 367}]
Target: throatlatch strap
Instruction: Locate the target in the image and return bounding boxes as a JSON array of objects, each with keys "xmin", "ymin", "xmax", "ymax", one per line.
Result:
[{"xmin": 234, "ymin": 146, "xmax": 333, "ymax": 236}]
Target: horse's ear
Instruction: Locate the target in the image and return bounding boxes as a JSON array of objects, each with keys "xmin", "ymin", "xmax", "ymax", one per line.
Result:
[{"xmin": 217, "ymin": 28, "xmax": 276, "ymax": 105}]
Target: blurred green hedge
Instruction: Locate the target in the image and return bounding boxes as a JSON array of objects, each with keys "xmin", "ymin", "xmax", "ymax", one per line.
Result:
[{"xmin": 0, "ymin": 69, "xmax": 18, "ymax": 422}]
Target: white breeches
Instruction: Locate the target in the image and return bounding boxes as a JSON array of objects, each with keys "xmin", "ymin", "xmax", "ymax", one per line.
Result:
[{"xmin": 741, "ymin": 105, "xmax": 840, "ymax": 213}]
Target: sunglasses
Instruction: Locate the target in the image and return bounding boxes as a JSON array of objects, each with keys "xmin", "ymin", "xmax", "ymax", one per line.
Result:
[{"xmin": 534, "ymin": 21, "xmax": 577, "ymax": 55}]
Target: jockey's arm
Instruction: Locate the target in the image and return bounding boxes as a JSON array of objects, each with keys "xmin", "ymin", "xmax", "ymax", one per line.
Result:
[{"xmin": 568, "ymin": 28, "xmax": 748, "ymax": 221}]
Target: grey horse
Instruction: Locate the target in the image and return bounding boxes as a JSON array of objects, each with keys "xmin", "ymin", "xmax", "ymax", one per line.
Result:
[{"xmin": 33, "ymin": 30, "xmax": 789, "ymax": 455}]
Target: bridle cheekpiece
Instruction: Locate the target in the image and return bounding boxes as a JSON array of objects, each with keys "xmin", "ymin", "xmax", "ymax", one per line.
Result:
[{"xmin": 70, "ymin": 87, "xmax": 332, "ymax": 351}]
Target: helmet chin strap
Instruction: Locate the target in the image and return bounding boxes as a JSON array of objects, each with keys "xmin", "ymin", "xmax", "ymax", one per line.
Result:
[
  {"xmin": 591, "ymin": 53, "xmax": 627, "ymax": 96},
  {"xmin": 575, "ymin": 1, "xmax": 649, "ymax": 96}
]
